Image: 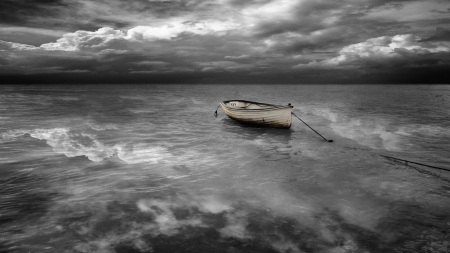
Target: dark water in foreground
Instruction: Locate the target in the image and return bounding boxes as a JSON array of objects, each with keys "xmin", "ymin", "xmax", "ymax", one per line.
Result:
[{"xmin": 0, "ymin": 84, "xmax": 449, "ymax": 253}]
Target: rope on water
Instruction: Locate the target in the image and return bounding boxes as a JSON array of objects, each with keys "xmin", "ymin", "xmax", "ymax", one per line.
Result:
[
  {"xmin": 380, "ymin": 154, "xmax": 450, "ymax": 172},
  {"xmin": 214, "ymin": 105, "xmax": 220, "ymax": 117},
  {"xmin": 292, "ymin": 112, "xmax": 333, "ymax": 142},
  {"xmin": 213, "ymin": 105, "xmax": 448, "ymax": 180},
  {"xmin": 380, "ymin": 155, "xmax": 450, "ymax": 183}
]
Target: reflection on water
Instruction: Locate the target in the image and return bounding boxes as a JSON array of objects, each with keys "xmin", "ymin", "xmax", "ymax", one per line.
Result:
[{"xmin": 0, "ymin": 84, "xmax": 449, "ymax": 253}]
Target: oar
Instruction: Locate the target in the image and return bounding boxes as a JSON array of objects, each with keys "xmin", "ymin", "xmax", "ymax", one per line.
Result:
[
  {"xmin": 214, "ymin": 104, "xmax": 220, "ymax": 117},
  {"xmin": 292, "ymin": 112, "xmax": 333, "ymax": 142}
]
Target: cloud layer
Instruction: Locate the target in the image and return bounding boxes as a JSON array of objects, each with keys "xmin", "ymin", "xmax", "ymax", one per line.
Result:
[
  {"xmin": 295, "ymin": 34, "xmax": 450, "ymax": 69},
  {"xmin": 1, "ymin": 0, "xmax": 449, "ymax": 83}
]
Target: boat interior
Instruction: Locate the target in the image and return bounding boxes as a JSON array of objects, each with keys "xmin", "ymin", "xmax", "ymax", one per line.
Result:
[{"xmin": 224, "ymin": 100, "xmax": 283, "ymax": 109}]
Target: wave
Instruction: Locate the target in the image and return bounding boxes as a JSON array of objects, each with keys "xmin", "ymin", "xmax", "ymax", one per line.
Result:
[
  {"xmin": 1, "ymin": 128, "xmax": 179, "ymax": 165},
  {"xmin": 116, "ymin": 144, "xmax": 172, "ymax": 165},
  {"xmin": 5, "ymin": 128, "xmax": 116, "ymax": 162}
]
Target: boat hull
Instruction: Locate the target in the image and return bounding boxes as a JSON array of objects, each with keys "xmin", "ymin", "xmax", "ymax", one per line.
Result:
[{"xmin": 220, "ymin": 100, "xmax": 293, "ymax": 128}]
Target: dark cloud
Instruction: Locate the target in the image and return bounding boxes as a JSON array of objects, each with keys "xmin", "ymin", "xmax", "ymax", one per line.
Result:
[
  {"xmin": 248, "ymin": 0, "xmax": 418, "ymax": 37},
  {"xmin": 2, "ymin": 65, "xmax": 449, "ymax": 84},
  {"xmin": 249, "ymin": 1, "xmax": 342, "ymax": 37},
  {"xmin": 89, "ymin": 18, "xmax": 131, "ymax": 29},
  {"xmin": 289, "ymin": 36, "xmax": 449, "ymax": 84},
  {"xmin": 245, "ymin": 0, "xmax": 429, "ymax": 54},
  {"xmin": 420, "ymin": 27, "xmax": 450, "ymax": 42},
  {"xmin": 0, "ymin": 0, "xmax": 449, "ymax": 84},
  {"xmin": 0, "ymin": 49, "xmax": 97, "ymax": 75},
  {"xmin": 393, "ymin": 47, "xmax": 450, "ymax": 67},
  {"xmin": 0, "ymin": 27, "xmax": 64, "ymax": 46},
  {"xmin": 0, "ymin": 0, "xmax": 193, "ymax": 31},
  {"xmin": 0, "ymin": 0, "xmax": 69, "ymax": 28},
  {"xmin": 431, "ymin": 7, "xmax": 450, "ymax": 14}
]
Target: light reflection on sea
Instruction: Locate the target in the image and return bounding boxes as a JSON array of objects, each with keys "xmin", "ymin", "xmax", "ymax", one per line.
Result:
[{"xmin": 0, "ymin": 84, "xmax": 449, "ymax": 253}]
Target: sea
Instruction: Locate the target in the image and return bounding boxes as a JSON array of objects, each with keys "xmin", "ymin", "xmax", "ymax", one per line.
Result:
[{"xmin": 0, "ymin": 84, "xmax": 449, "ymax": 253}]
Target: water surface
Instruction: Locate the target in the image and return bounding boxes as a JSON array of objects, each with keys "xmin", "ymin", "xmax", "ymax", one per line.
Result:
[{"xmin": 1, "ymin": 84, "xmax": 449, "ymax": 253}]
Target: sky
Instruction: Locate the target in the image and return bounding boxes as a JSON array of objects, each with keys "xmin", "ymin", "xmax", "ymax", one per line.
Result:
[{"xmin": 0, "ymin": 0, "xmax": 449, "ymax": 84}]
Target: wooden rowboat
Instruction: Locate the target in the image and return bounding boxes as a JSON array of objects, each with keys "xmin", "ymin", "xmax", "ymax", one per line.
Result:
[{"xmin": 219, "ymin": 100, "xmax": 294, "ymax": 128}]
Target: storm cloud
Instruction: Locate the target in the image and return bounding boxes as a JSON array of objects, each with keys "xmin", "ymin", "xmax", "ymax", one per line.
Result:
[{"xmin": 1, "ymin": 0, "xmax": 449, "ymax": 83}]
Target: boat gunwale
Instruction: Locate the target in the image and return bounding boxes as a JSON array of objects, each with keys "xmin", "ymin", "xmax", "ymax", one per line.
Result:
[{"xmin": 220, "ymin": 100, "xmax": 292, "ymax": 111}]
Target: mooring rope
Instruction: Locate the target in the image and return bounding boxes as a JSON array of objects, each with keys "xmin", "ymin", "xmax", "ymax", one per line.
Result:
[
  {"xmin": 381, "ymin": 155, "xmax": 450, "ymax": 183},
  {"xmin": 292, "ymin": 112, "xmax": 333, "ymax": 142},
  {"xmin": 379, "ymin": 154, "xmax": 450, "ymax": 172},
  {"xmin": 213, "ymin": 105, "xmax": 448, "ymax": 177},
  {"xmin": 214, "ymin": 105, "xmax": 220, "ymax": 117}
]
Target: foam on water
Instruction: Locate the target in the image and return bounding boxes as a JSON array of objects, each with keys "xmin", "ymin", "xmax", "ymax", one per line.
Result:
[
  {"xmin": 2, "ymin": 128, "xmax": 115, "ymax": 162},
  {"xmin": 2, "ymin": 126, "xmax": 218, "ymax": 167},
  {"xmin": 307, "ymin": 108, "xmax": 403, "ymax": 151},
  {"xmin": 116, "ymin": 144, "xmax": 171, "ymax": 165}
]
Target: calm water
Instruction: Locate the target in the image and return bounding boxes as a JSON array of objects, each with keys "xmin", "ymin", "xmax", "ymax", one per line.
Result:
[{"xmin": 1, "ymin": 84, "xmax": 449, "ymax": 253}]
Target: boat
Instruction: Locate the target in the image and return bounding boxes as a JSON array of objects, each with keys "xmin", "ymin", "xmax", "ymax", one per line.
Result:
[{"xmin": 218, "ymin": 100, "xmax": 294, "ymax": 128}]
